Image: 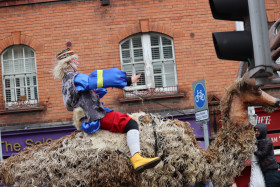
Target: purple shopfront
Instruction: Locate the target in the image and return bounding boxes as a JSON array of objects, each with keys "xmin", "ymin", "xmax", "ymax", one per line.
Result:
[
  {"xmin": 175, "ymin": 114, "xmax": 211, "ymax": 149},
  {"xmin": 1, "ymin": 114, "xmax": 210, "ymax": 157},
  {"xmin": 1, "ymin": 126, "xmax": 76, "ymax": 157}
]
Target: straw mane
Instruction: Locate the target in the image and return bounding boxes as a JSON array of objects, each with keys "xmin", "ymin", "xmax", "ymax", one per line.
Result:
[{"xmin": 0, "ymin": 78, "xmax": 274, "ymax": 187}]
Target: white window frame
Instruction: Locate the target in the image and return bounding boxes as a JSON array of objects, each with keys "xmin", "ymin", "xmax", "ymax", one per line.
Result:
[
  {"xmin": 120, "ymin": 33, "xmax": 178, "ymax": 92},
  {"xmin": 1, "ymin": 45, "xmax": 39, "ymax": 108}
]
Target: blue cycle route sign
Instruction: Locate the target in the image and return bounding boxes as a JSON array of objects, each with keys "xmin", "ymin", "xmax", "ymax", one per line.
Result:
[
  {"xmin": 192, "ymin": 79, "xmax": 209, "ymax": 123},
  {"xmin": 194, "ymin": 83, "xmax": 206, "ymax": 108}
]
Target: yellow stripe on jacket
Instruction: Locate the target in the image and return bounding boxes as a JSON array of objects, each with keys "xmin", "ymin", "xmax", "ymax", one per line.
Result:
[{"xmin": 97, "ymin": 70, "xmax": 103, "ymax": 88}]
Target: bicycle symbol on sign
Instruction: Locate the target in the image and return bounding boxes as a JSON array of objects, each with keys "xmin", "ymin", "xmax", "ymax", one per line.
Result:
[{"xmin": 195, "ymin": 90, "xmax": 205, "ymax": 103}]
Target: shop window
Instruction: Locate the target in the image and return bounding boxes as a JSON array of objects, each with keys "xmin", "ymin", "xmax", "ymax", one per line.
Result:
[
  {"xmin": 1, "ymin": 45, "xmax": 39, "ymax": 109},
  {"xmin": 120, "ymin": 33, "xmax": 178, "ymax": 99}
]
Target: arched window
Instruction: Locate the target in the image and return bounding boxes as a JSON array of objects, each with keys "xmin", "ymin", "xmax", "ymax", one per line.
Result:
[
  {"xmin": 1, "ymin": 45, "xmax": 38, "ymax": 107},
  {"xmin": 120, "ymin": 33, "xmax": 177, "ymax": 97}
]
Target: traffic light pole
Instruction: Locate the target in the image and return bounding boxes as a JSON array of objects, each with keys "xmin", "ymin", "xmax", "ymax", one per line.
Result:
[{"xmin": 248, "ymin": 0, "xmax": 273, "ymax": 80}]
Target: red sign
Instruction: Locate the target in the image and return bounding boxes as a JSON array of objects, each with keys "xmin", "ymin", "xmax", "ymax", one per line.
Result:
[
  {"xmin": 267, "ymin": 133, "xmax": 280, "ymax": 147},
  {"xmin": 255, "ymin": 107, "xmax": 280, "ymax": 131}
]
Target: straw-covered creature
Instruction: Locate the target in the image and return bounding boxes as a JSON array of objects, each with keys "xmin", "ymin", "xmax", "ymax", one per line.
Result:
[
  {"xmin": 0, "ymin": 73, "xmax": 279, "ymax": 187},
  {"xmin": 3, "ymin": 17, "xmax": 280, "ymax": 187}
]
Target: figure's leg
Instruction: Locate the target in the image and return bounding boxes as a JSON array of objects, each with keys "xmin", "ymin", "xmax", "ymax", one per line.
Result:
[
  {"xmin": 100, "ymin": 112, "xmax": 161, "ymax": 173},
  {"xmin": 125, "ymin": 119, "xmax": 161, "ymax": 173}
]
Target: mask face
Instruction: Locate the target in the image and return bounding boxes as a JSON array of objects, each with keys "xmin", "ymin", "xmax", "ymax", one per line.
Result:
[{"xmin": 70, "ymin": 58, "xmax": 79, "ymax": 71}]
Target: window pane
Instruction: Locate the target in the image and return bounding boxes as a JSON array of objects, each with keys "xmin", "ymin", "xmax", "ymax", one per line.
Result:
[
  {"xmin": 3, "ymin": 60, "xmax": 13, "ymax": 74},
  {"xmin": 27, "ymin": 86, "xmax": 38, "ymax": 99},
  {"xmin": 5, "ymin": 89, "xmax": 14, "ymax": 102},
  {"xmin": 27, "ymin": 87, "xmax": 31, "ymax": 99},
  {"xmin": 122, "ymin": 59, "xmax": 131, "ymax": 64},
  {"xmin": 132, "ymin": 37, "xmax": 142, "ymax": 48},
  {"xmin": 152, "ymin": 47, "xmax": 160, "ymax": 60},
  {"xmin": 33, "ymin": 75, "xmax": 37, "ymax": 86},
  {"xmin": 27, "ymin": 77, "xmax": 30, "ymax": 86},
  {"xmin": 14, "ymin": 59, "xmax": 24, "ymax": 73},
  {"xmin": 5, "ymin": 89, "xmax": 11, "ymax": 101},
  {"xmin": 122, "ymin": 50, "xmax": 130, "ymax": 59},
  {"xmin": 134, "ymin": 63, "xmax": 144, "ymax": 72},
  {"xmin": 16, "ymin": 87, "xmax": 27, "ymax": 100},
  {"xmin": 123, "ymin": 64, "xmax": 133, "ymax": 82},
  {"xmin": 163, "ymin": 46, "xmax": 173, "ymax": 59},
  {"xmin": 15, "ymin": 77, "xmax": 20, "ymax": 87},
  {"xmin": 14, "ymin": 46, "xmax": 23, "ymax": 59},
  {"xmin": 4, "ymin": 78, "xmax": 14, "ymax": 88},
  {"xmin": 25, "ymin": 47, "xmax": 35, "ymax": 58},
  {"xmin": 151, "ymin": 35, "xmax": 159, "ymax": 46},
  {"xmin": 121, "ymin": 40, "xmax": 131, "ymax": 64},
  {"xmin": 135, "ymin": 64, "xmax": 145, "ymax": 85},
  {"xmin": 162, "ymin": 37, "xmax": 172, "ymax": 45},
  {"xmin": 3, "ymin": 49, "xmax": 12, "ymax": 60},
  {"xmin": 165, "ymin": 61, "xmax": 176, "ymax": 86},
  {"xmin": 154, "ymin": 75, "xmax": 163, "ymax": 87},
  {"xmin": 123, "ymin": 64, "xmax": 132, "ymax": 73},
  {"xmin": 166, "ymin": 74, "xmax": 176, "ymax": 86},
  {"xmin": 121, "ymin": 40, "xmax": 130, "ymax": 49},
  {"xmin": 25, "ymin": 58, "xmax": 36, "ymax": 72},
  {"xmin": 137, "ymin": 72, "xmax": 145, "ymax": 86},
  {"xmin": 153, "ymin": 62, "xmax": 162, "ymax": 74},
  {"xmin": 5, "ymin": 79, "xmax": 10, "ymax": 88},
  {"xmin": 164, "ymin": 61, "xmax": 175, "ymax": 74},
  {"xmin": 34, "ymin": 86, "xmax": 38, "ymax": 99},
  {"xmin": 133, "ymin": 49, "xmax": 143, "ymax": 62}
]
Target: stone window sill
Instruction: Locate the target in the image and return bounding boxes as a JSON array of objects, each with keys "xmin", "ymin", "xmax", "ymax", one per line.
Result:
[
  {"xmin": 119, "ymin": 92, "xmax": 185, "ymax": 103},
  {"xmin": 0, "ymin": 105, "xmax": 45, "ymax": 114}
]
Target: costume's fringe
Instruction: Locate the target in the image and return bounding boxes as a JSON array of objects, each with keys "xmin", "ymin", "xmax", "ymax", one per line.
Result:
[
  {"xmin": 53, "ymin": 54, "xmax": 78, "ymax": 81},
  {"xmin": 0, "ymin": 112, "xmax": 254, "ymax": 187},
  {"xmin": 73, "ymin": 107, "xmax": 85, "ymax": 130}
]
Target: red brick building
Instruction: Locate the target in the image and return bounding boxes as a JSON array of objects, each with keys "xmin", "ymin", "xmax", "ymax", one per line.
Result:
[{"xmin": 0, "ymin": 0, "xmax": 279, "ymax": 159}]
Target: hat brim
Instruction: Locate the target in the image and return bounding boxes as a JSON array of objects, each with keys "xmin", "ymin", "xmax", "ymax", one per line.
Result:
[
  {"xmin": 57, "ymin": 54, "xmax": 78, "ymax": 64},
  {"xmin": 57, "ymin": 50, "xmax": 75, "ymax": 60}
]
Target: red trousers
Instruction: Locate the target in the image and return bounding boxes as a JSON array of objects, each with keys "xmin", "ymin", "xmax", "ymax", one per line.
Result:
[{"xmin": 100, "ymin": 111, "xmax": 131, "ymax": 133}]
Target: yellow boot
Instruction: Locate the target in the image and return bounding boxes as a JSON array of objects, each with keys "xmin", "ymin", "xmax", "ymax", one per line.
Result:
[{"xmin": 130, "ymin": 152, "xmax": 161, "ymax": 173}]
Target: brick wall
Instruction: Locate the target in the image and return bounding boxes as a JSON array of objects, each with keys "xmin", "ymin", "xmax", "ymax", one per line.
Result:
[{"xmin": 0, "ymin": 0, "xmax": 279, "ymax": 126}]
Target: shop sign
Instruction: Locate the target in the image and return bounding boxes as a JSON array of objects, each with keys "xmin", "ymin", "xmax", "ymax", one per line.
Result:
[
  {"xmin": 267, "ymin": 133, "xmax": 280, "ymax": 147},
  {"xmin": 255, "ymin": 109, "xmax": 280, "ymax": 131},
  {"xmin": 1, "ymin": 126, "xmax": 75, "ymax": 157}
]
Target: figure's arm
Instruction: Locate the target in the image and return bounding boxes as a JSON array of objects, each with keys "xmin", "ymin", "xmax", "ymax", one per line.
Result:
[
  {"xmin": 74, "ymin": 68, "xmax": 140, "ymax": 91},
  {"xmin": 88, "ymin": 68, "xmax": 127, "ymax": 89},
  {"xmin": 254, "ymin": 140, "xmax": 272, "ymax": 159}
]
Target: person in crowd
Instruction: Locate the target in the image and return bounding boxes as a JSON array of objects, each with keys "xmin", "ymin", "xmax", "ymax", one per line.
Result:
[{"xmin": 254, "ymin": 123, "xmax": 280, "ymax": 187}]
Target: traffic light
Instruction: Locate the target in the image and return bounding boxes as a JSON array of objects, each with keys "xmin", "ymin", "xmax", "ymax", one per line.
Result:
[{"xmin": 209, "ymin": 0, "xmax": 273, "ymax": 79}]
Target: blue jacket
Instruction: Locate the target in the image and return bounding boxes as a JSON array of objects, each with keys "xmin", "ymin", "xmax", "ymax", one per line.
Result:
[{"xmin": 62, "ymin": 68, "xmax": 130, "ymax": 133}]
